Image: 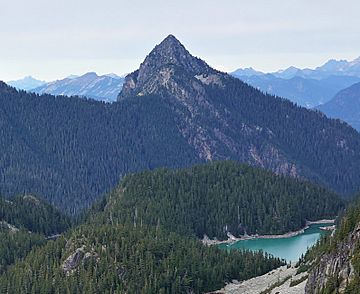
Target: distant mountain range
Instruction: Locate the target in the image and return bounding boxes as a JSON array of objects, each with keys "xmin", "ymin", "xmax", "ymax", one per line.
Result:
[
  {"xmin": 317, "ymin": 82, "xmax": 360, "ymax": 131},
  {"xmin": 31, "ymin": 72, "xmax": 124, "ymax": 102},
  {"xmin": 8, "ymin": 57, "xmax": 360, "ymax": 107},
  {"xmin": 234, "ymin": 74, "xmax": 360, "ymax": 108},
  {"xmin": 7, "ymin": 76, "xmax": 46, "ymax": 91},
  {"xmin": 234, "ymin": 57, "xmax": 360, "ymax": 80},
  {"xmin": 301, "ymin": 57, "xmax": 360, "ymax": 79},
  {"xmin": 7, "ymin": 73, "xmax": 124, "ymax": 102},
  {"xmin": 231, "ymin": 57, "xmax": 360, "ymax": 108}
]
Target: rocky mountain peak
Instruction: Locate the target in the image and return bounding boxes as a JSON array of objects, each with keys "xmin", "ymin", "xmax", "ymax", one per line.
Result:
[
  {"xmin": 139, "ymin": 34, "xmax": 209, "ymax": 75},
  {"xmin": 118, "ymin": 35, "xmax": 218, "ymax": 100}
]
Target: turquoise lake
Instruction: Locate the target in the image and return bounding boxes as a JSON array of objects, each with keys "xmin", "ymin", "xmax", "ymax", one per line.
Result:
[{"xmin": 219, "ymin": 223, "xmax": 333, "ymax": 262}]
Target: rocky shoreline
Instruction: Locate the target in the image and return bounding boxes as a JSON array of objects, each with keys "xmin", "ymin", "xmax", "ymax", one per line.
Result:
[
  {"xmin": 306, "ymin": 219, "xmax": 335, "ymax": 225},
  {"xmin": 210, "ymin": 265, "xmax": 308, "ymax": 294},
  {"xmin": 202, "ymin": 219, "xmax": 335, "ymax": 246}
]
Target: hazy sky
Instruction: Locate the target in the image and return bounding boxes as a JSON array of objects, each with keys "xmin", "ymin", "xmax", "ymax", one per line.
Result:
[{"xmin": 1, "ymin": 0, "xmax": 359, "ymax": 81}]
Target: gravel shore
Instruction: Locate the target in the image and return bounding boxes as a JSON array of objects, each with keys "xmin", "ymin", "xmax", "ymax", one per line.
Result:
[{"xmin": 210, "ymin": 265, "xmax": 307, "ymax": 294}]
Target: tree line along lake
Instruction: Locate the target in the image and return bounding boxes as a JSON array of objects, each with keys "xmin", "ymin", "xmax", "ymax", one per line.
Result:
[{"xmin": 218, "ymin": 223, "xmax": 334, "ymax": 262}]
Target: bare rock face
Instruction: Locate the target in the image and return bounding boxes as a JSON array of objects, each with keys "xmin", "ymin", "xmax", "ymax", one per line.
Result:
[
  {"xmin": 305, "ymin": 224, "xmax": 360, "ymax": 293},
  {"xmin": 62, "ymin": 245, "xmax": 99, "ymax": 276},
  {"xmin": 119, "ymin": 35, "xmax": 215, "ymax": 99},
  {"xmin": 23, "ymin": 195, "xmax": 40, "ymax": 205},
  {"xmin": 0, "ymin": 221, "xmax": 19, "ymax": 232},
  {"xmin": 62, "ymin": 246, "xmax": 85, "ymax": 275}
]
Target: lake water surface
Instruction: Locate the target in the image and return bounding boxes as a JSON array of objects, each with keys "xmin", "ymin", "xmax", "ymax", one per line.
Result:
[{"xmin": 219, "ymin": 223, "xmax": 333, "ymax": 262}]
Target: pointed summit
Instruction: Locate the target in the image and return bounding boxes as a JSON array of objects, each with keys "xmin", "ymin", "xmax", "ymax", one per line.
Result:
[
  {"xmin": 118, "ymin": 35, "xmax": 217, "ymax": 100},
  {"xmin": 151, "ymin": 34, "xmax": 195, "ymax": 60},
  {"xmin": 157, "ymin": 34, "xmax": 183, "ymax": 48},
  {"xmin": 140, "ymin": 34, "xmax": 208, "ymax": 74}
]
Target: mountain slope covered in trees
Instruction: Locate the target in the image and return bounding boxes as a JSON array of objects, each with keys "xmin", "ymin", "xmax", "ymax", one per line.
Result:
[
  {"xmin": 0, "ymin": 82, "xmax": 200, "ymax": 213},
  {"xmin": 1, "ymin": 35, "xmax": 360, "ymax": 213},
  {"xmin": 0, "ymin": 224, "xmax": 284, "ymax": 293},
  {"xmin": 91, "ymin": 161, "xmax": 343, "ymax": 239}
]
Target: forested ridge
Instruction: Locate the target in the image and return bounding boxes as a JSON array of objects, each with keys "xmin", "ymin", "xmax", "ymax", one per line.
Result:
[{"xmin": 90, "ymin": 161, "xmax": 343, "ymax": 239}]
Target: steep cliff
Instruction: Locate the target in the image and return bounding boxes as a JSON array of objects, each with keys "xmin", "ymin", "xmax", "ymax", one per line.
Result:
[{"xmin": 306, "ymin": 199, "xmax": 360, "ymax": 293}]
